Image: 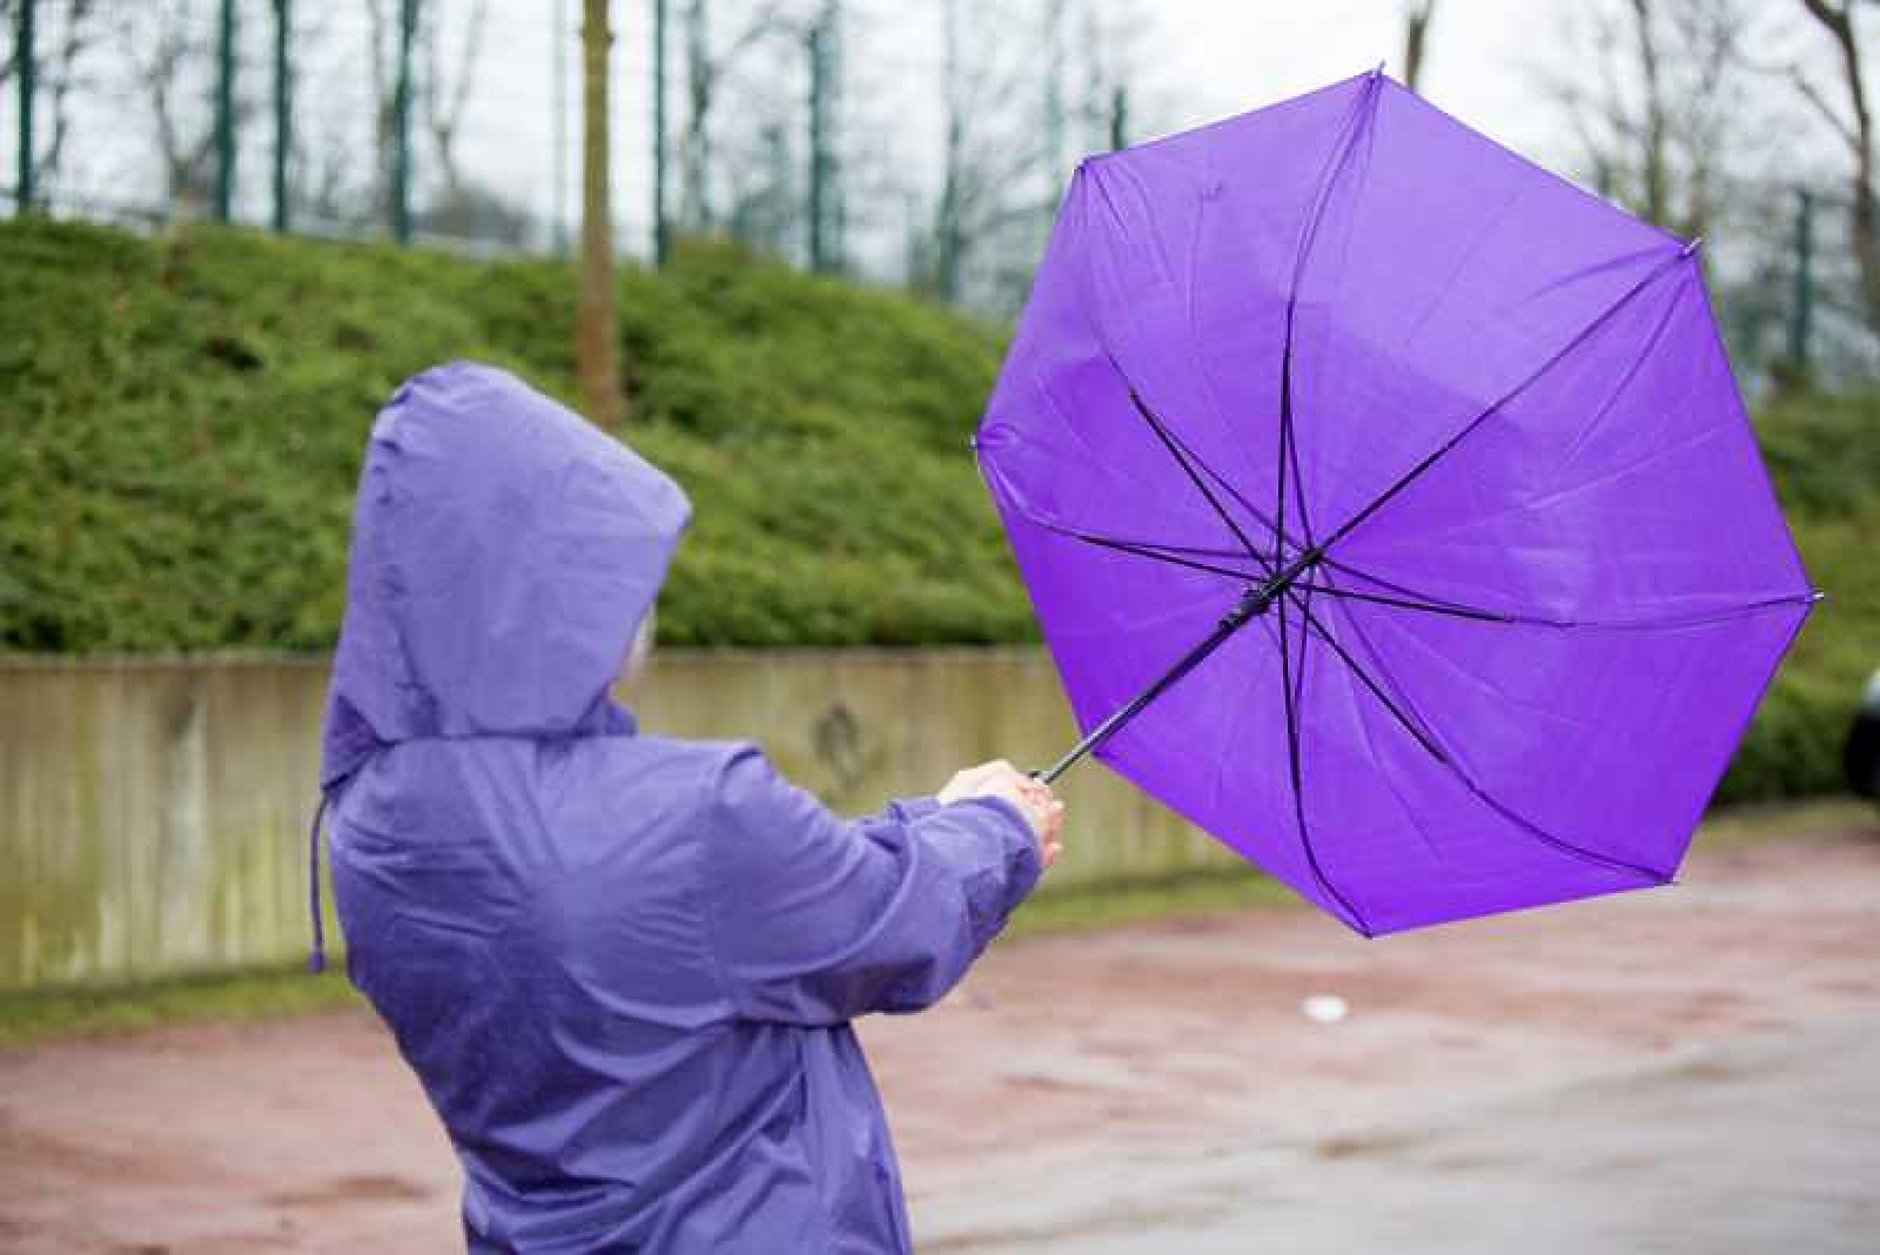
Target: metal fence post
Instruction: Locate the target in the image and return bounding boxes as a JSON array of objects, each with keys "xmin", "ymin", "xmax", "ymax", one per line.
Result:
[
  {"xmin": 392, "ymin": 0, "xmax": 418, "ymax": 244},
  {"xmin": 807, "ymin": 18, "xmax": 829, "ymax": 271},
  {"xmin": 1787, "ymin": 187, "xmax": 1815, "ymax": 377},
  {"xmin": 828, "ymin": 6, "xmax": 844, "ymax": 268},
  {"xmin": 215, "ymin": 0, "xmax": 237, "ymax": 222},
  {"xmin": 806, "ymin": 1, "xmax": 843, "ymax": 273},
  {"xmin": 654, "ymin": 0, "xmax": 669, "ymax": 264},
  {"xmin": 1108, "ymin": 84, "xmax": 1129, "ymax": 152},
  {"xmin": 553, "ymin": 0, "xmax": 569, "ymax": 253},
  {"xmin": 1043, "ymin": 0, "xmax": 1063, "ymax": 229},
  {"xmin": 14, "ymin": 0, "xmax": 33, "ymax": 214},
  {"xmin": 273, "ymin": 0, "xmax": 292, "ymax": 232}
]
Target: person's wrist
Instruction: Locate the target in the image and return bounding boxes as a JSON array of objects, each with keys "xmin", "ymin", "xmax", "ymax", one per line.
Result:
[{"xmin": 962, "ymin": 790, "xmax": 1038, "ymax": 842}]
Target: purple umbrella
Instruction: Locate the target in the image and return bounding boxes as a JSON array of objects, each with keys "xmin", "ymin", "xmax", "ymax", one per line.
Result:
[{"xmin": 974, "ymin": 68, "xmax": 1817, "ymax": 935}]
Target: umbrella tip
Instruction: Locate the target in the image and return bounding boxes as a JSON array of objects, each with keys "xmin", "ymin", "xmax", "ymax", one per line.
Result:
[
  {"xmin": 1680, "ymin": 235, "xmax": 1704, "ymax": 258},
  {"xmin": 1368, "ymin": 60, "xmax": 1385, "ymax": 80}
]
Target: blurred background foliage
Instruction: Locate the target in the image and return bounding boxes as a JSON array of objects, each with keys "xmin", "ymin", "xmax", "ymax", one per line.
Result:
[
  {"xmin": 0, "ymin": 214, "xmax": 1874, "ymax": 806},
  {"xmin": 0, "ymin": 216, "xmax": 1028, "ymax": 653}
]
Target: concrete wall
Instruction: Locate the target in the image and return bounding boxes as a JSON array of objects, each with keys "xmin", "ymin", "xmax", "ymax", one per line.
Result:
[{"xmin": 0, "ymin": 649, "xmax": 1233, "ymax": 990}]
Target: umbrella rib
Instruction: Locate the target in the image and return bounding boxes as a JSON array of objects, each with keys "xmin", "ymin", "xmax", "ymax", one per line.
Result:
[
  {"xmin": 1314, "ymin": 554, "xmax": 1514, "ymax": 611},
  {"xmin": 1275, "ymin": 580, "xmax": 1374, "ymax": 935},
  {"xmin": 1124, "ymin": 384, "xmax": 1271, "ymax": 567},
  {"xmin": 1292, "ymin": 581, "xmax": 1519, "ymax": 625},
  {"xmin": 1170, "ymin": 450, "xmax": 1511, "ymax": 616},
  {"xmin": 1520, "ymin": 593, "xmax": 1821, "ymax": 632},
  {"xmin": 1277, "ymin": 330, "xmax": 1297, "ymax": 557},
  {"xmin": 1287, "ymin": 591, "xmax": 1451, "ymax": 764},
  {"xmin": 1280, "ymin": 342, "xmax": 1315, "ymax": 546},
  {"xmin": 1295, "ymin": 581, "xmax": 1819, "ymax": 631},
  {"xmin": 1141, "ymin": 405, "xmax": 1288, "ymax": 570},
  {"xmin": 1163, "ymin": 453, "xmax": 1544, "ymax": 625},
  {"xmin": 1259, "ymin": 76, "xmax": 1389, "ymax": 934},
  {"xmin": 977, "ymin": 433, "xmax": 1280, "ymax": 575},
  {"xmin": 1313, "ymin": 248, "xmax": 1693, "ymax": 557},
  {"xmin": 1273, "ymin": 73, "xmax": 1382, "ymax": 552},
  {"xmin": 1151, "ymin": 422, "xmax": 1491, "ymax": 609},
  {"xmin": 1288, "ymin": 585, "xmax": 1672, "ymax": 883},
  {"xmin": 1063, "ymin": 528, "xmax": 1269, "ymax": 583},
  {"xmin": 1003, "ymin": 498, "xmax": 1274, "ymax": 580},
  {"xmin": 1287, "ymin": 70, "xmax": 1387, "ymax": 300},
  {"xmin": 1070, "ymin": 168, "xmax": 1267, "ymax": 570},
  {"xmin": 1144, "ymin": 405, "xmax": 1466, "ymax": 609}
]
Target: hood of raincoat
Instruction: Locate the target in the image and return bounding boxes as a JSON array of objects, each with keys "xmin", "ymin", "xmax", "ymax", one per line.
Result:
[{"xmin": 320, "ymin": 361, "xmax": 691, "ymax": 789}]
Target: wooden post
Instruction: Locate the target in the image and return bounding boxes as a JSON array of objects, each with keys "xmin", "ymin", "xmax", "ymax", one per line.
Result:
[{"xmin": 579, "ymin": 0, "xmax": 627, "ymax": 426}]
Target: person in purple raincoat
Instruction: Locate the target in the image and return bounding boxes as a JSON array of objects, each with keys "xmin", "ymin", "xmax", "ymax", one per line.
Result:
[{"xmin": 316, "ymin": 362, "xmax": 1064, "ymax": 1252}]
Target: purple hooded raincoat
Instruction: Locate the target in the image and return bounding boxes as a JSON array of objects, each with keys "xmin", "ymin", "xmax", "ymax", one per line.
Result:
[{"xmin": 320, "ymin": 362, "xmax": 1041, "ymax": 1252}]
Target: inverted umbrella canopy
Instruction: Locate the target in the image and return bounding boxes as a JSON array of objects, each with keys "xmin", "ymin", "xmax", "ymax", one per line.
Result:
[{"xmin": 975, "ymin": 69, "xmax": 1817, "ymax": 936}]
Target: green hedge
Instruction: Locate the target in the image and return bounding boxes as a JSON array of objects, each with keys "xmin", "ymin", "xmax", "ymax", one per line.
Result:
[
  {"xmin": 1714, "ymin": 393, "xmax": 1878, "ymax": 804},
  {"xmin": 0, "ymin": 217, "xmax": 1030, "ymax": 650},
  {"xmin": 0, "ymin": 217, "xmax": 1873, "ymax": 804}
]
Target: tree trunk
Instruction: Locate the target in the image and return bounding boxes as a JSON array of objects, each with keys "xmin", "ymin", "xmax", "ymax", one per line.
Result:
[
  {"xmin": 1801, "ymin": 0, "xmax": 1880, "ymax": 338},
  {"xmin": 1629, "ymin": 0, "xmax": 1669, "ymax": 227},
  {"xmin": 578, "ymin": 0, "xmax": 626, "ymax": 427},
  {"xmin": 683, "ymin": 0, "xmax": 711, "ymax": 229},
  {"xmin": 936, "ymin": 0, "xmax": 963, "ymax": 303},
  {"xmin": 1402, "ymin": 1, "xmax": 1435, "ymax": 94}
]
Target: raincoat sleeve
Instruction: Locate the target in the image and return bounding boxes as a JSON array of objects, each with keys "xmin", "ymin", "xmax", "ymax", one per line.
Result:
[{"xmin": 701, "ymin": 743, "xmax": 1043, "ymax": 1026}]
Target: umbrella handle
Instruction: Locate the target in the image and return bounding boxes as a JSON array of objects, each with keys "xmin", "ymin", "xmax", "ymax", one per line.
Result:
[
  {"xmin": 1031, "ymin": 614, "xmax": 1239, "ymax": 784},
  {"xmin": 1030, "ymin": 547, "xmax": 1325, "ymax": 784}
]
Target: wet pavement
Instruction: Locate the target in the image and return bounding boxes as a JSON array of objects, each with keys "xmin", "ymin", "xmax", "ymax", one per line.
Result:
[
  {"xmin": 1, "ymin": 815, "xmax": 1875, "ymax": 1252},
  {"xmin": 912, "ymin": 1014, "xmax": 1878, "ymax": 1253}
]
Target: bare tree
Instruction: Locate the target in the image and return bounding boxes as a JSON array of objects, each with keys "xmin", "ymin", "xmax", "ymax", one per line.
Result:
[
  {"xmin": 408, "ymin": 0, "xmax": 532, "ymax": 244},
  {"xmin": 922, "ymin": 0, "xmax": 1133, "ymax": 309},
  {"xmin": 1633, "ymin": 0, "xmax": 1674, "ymax": 223},
  {"xmin": 365, "ymin": 0, "xmax": 399, "ymax": 211},
  {"xmin": 1076, "ymin": 0, "xmax": 1146, "ymax": 156},
  {"xmin": 723, "ymin": 120, "xmax": 796, "ymax": 254},
  {"xmin": 112, "ymin": 1, "xmax": 257, "ymax": 214},
  {"xmin": 419, "ymin": 0, "xmax": 490, "ymax": 201},
  {"xmin": 1546, "ymin": 0, "xmax": 1755, "ymax": 241},
  {"xmin": 677, "ymin": 0, "xmax": 799, "ymax": 231},
  {"xmin": 579, "ymin": 0, "xmax": 625, "ymax": 428},
  {"xmin": 933, "ymin": 0, "xmax": 968, "ymax": 301},
  {"xmin": 681, "ymin": 0, "xmax": 711, "ymax": 226},
  {"xmin": 1403, "ymin": 0, "xmax": 1437, "ymax": 93},
  {"xmin": 5, "ymin": 0, "xmax": 99, "ymax": 197},
  {"xmin": 1796, "ymin": 0, "xmax": 1880, "ymax": 334},
  {"xmin": 364, "ymin": 0, "xmax": 432, "ymax": 225},
  {"xmin": 252, "ymin": 3, "xmax": 368, "ymax": 230}
]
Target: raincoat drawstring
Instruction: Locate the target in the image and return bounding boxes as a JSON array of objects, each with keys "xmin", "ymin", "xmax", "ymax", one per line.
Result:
[{"xmin": 307, "ymin": 792, "xmax": 330, "ymax": 973}]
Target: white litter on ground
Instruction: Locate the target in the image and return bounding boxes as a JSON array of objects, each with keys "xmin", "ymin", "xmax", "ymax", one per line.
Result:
[{"xmin": 1301, "ymin": 993, "xmax": 1350, "ymax": 1023}]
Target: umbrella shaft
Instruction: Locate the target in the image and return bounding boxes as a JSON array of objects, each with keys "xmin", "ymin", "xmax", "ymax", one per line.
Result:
[{"xmin": 1034, "ymin": 548, "xmax": 1321, "ymax": 784}]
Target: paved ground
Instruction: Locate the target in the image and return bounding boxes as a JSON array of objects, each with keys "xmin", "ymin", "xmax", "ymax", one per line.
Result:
[{"xmin": 2, "ymin": 816, "xmax": 1876, "ymax": 1253}]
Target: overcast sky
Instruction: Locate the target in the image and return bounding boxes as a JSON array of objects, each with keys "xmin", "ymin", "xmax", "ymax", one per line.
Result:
[
  {"xmin": 1155, "ymin": 1, "xmax": 1555, "ymax": 151},
  {"xmin": 6, "ymin": 0, "xmax": 1871, "ymax": 273},
  {"xmin": 467, "ymin": 0, "xmax": 1865, "ymax": 262}
]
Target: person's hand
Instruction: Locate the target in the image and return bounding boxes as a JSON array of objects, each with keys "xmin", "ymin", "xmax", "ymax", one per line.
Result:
[{"xmin": 936, "ymin": 760, "xmax": 1065, "ymax": 869}]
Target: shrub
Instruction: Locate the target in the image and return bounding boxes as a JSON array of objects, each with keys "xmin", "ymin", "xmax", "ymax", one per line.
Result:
[
  {"xmin": 1, "ymin": 218, "xmax": 1872, "ymax": 806},
  {"xmin": 0, "ymin": 219, "xmax": 1027, "ymax": 652}
]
